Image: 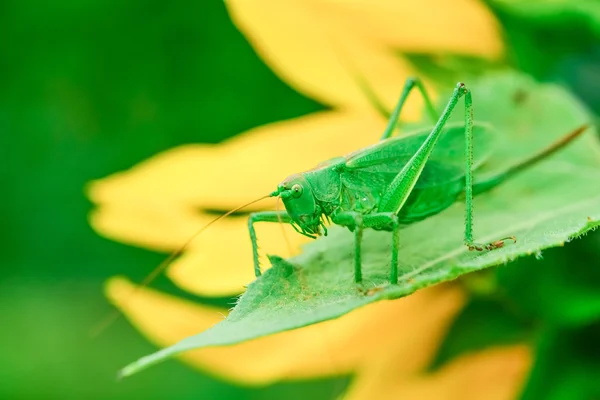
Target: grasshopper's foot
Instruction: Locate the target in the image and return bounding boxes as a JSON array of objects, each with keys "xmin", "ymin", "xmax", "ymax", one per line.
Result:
[
  {"xmin": 358, "ymin": 285, "xmax": 386, "ymax": 297},
  {"xmin": 467, "ymin": 236, "xmax": 516, "ymax": 252}
]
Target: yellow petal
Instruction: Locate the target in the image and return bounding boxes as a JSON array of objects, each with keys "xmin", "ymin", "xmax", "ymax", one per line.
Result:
[
  {"xmin": 168, "ymin": 214, "xmax": 309, "ymax": 296},
  {"xmin": 344, "ymin": 345, "xmax": 531, "ymax": 400},
  {"xmin": 320, "ymin": 0, "xmax": 504, "ymax": 56},
  {"xmin": 107, "ymin": 277, "xmax": 466, "ymax": 385},
  {"xmin": 88, "ymin": 203, "xmax": 207, "ymax": 253},
  {"xmin": 226, "ymin": 0, "xmax": 503, "ymax": 111},
  {"xmin": 88, "ymin": 111, "xmax": 386, "ymax": 295},
  {"xmin": 88, "ymin": 110, "xmax": 384, "ymax": 212},
  {"xmin": 90, "ymin": 205, "xmax": 308, "ymax": 296}
]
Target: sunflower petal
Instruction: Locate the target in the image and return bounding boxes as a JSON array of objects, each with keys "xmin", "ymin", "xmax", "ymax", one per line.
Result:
[
  {"xmin": 91, "ymin": 205, "xmax": 309, "ymax": 295},
  {"xmin": 226, "ymin": 0, "xmax": 503, "ymax": 111},
  {"xmin": 344, "ymin": 345, "xmax": 531, "ymax": 400},
  {"xmin": 87, "ymin": 111, "xmax": 384, "ymax": 211},
  {"xmin": 167, "ymin": 215, "xmax": 309, "ymax": 296},
  {"xmin": 107, "ymin": 278, "xmax": 465, "ymax": 385}
]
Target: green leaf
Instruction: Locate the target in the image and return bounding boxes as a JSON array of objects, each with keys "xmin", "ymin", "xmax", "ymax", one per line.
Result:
[{"xmin": 119, "ymin": 72, "xmax": 600, "ymax": 378}]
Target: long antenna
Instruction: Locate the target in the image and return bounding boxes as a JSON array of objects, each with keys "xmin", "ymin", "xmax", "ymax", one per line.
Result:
[{"xmin": 90, "ymin": 193, "xmax": 274, "ymax": 338}]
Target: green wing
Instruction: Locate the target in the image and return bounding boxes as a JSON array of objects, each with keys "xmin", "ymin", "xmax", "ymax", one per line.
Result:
[{"xmin": 344, "ymin": 122, "xmax": 497, "ymax": 189}]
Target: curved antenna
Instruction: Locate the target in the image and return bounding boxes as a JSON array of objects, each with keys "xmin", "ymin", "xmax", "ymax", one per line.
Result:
[{"xmin": 89, "ymin": 193, "xmax": 274, "ymax": 338}]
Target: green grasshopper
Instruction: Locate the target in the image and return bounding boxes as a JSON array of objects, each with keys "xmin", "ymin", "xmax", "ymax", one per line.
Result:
[
  {"xmin": 248, "ymin": 78, "xmax": 588, "ymax": 285},
  {"xmin": 93, "ymin": 77, "xmax": 587, "ymax": 337}
]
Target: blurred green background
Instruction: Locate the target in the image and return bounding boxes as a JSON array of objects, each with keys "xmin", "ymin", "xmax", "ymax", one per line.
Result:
[
  {"xmin": 1, "ymin": 1, "xmax": 330, "ymax": 399},
  {"xmin": 1, "ymin": 1, "xmax": 600, "ymax": 399}
]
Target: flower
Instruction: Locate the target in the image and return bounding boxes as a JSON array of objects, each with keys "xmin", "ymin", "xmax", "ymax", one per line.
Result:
[{"xmin": 88, "ymin": 0, "xmax": 529, "ymax": 398}]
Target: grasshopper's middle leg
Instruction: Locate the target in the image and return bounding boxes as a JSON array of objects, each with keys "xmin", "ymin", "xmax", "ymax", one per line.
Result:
[
  {"xmin": 332, "ymin": 212, "xmax": 400, "ymax": 284},
  {"xmin": 248, "ymin": 211, "xmax": 292, "ymax": 277}
]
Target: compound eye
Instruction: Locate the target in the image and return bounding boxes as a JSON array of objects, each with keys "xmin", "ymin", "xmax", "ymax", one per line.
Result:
[{"xmin": 291, "ymin": 184, "xmax": 303, "ymax": 198}]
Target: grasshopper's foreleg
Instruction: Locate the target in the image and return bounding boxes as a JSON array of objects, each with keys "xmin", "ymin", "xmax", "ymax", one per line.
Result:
[
  {"xmin": 248, "ymin": 211, "xmax": 292, "ymax": 277},
  {"xmin": 332, "ymin": 212, "xmax": 400, "ymax": 284},
  {"xmin": 380, "ymin": 77, "xmax": 439, "ymax": 141}
]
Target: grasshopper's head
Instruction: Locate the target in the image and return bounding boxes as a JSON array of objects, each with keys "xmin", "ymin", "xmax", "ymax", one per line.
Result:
[{"xmin": 273, "ymin": 174, "xmax": 322, "ymax": 237}]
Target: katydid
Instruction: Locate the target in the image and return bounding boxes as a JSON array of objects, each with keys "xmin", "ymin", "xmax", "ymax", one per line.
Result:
[
  {"xmin": 247, "ymin": 78, "xmax": 588, "ymax": 284},
  {"xmin": 93, "ymin": 77, "xmax": 588, "ymax": 336}
]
